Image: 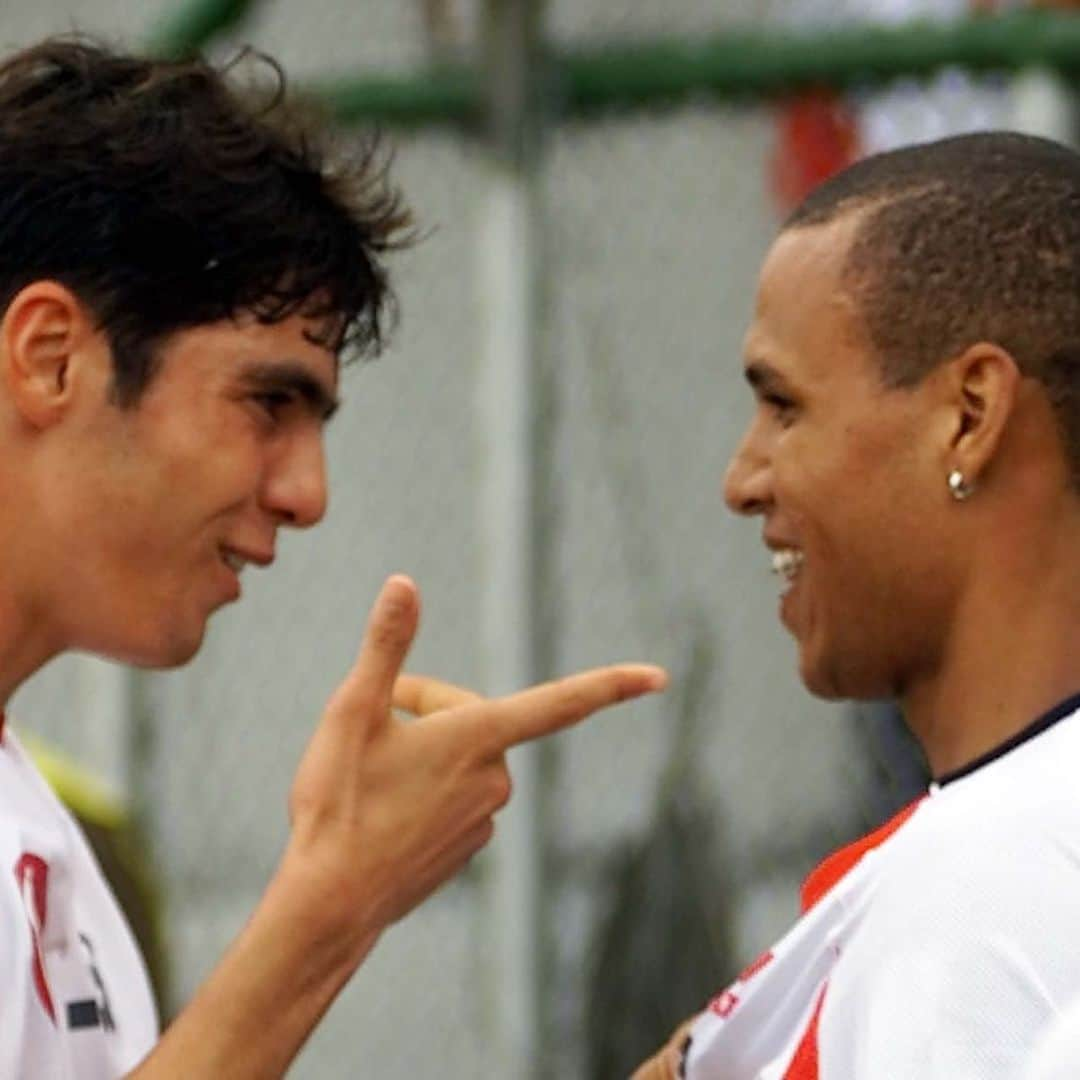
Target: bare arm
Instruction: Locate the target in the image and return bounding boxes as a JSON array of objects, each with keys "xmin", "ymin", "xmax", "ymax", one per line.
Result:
[{"xmin": 126, "ymin": 575, "xmax": 667, "ymax": 1077}]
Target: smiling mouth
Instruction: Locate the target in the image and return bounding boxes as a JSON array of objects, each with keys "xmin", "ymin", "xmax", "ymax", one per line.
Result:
[{"xmin": 771, "ymin": 549, "xmax": 804, "ymax": 592}]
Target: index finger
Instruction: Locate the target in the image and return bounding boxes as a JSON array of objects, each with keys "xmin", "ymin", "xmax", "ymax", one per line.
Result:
[{"xmin": 485, "ymin": 664, "xmax": 668, "ymax": 749}]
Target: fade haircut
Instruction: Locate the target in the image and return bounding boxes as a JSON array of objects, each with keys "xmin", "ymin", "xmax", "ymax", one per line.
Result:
[
  {"xmin": 786, "ymin": 131, "xmax": 1080, "ymax": 490},
  {"xmin": 0, "ymin": 37, "xmax": 412, "ymax": 404}
]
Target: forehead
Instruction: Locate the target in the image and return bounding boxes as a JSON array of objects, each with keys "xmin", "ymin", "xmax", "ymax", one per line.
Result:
[
  {"xmin": 743, "ymin": 215, "xmax": 877, "ymax": 388},
  {"xmin": 160, "ymin": 311, "xmax": 339, "ymax": 388}
]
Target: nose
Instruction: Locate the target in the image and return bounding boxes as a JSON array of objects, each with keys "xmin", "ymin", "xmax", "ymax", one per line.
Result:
[
  {"xmin": 723, "ymin": 425, "xmax": 772, "ymax": 517},
  {"xmin": 261, "ymin": 429, "xmax": 329, "ymax": 529}
]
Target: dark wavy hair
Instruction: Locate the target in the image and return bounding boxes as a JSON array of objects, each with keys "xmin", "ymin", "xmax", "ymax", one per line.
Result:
[
  {"xmin": 786, "ymin": 131, "xmax": 1080, "ymax": 490},
  {"xmin": 0, "ymin": 37, "xmax": 411, "ymax": 403}
]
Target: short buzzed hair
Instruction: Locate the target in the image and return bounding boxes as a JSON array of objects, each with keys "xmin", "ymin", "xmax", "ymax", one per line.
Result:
[{"xmin": 786, "ymin": 132, "xmax": 1080, "ymax": 489}]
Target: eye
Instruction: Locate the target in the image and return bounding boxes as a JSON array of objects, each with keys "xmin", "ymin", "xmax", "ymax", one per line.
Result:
[
  {"xmin": 252, "ymin": 390, "xmax": 296, "ymax": 423},
  {"xmin": 762, "ymin": 392, "xmax": 797, "ymax": 427}
]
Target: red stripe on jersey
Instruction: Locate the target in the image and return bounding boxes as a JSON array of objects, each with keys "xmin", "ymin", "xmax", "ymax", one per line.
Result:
[
  {"xmin": 772, "ymin": 800, "xmax": 923, "ymax": 1077},
  {"xmin": 782, "ymin": 986, "xmax": 827, "ymax": 1080},
  {"xmin": 14, "ymin": 852, "xmax": 56, "ymax": 1023},
  {"xmin": 801, "ymin": 797, "xmax": 924, "ymax": 913}
]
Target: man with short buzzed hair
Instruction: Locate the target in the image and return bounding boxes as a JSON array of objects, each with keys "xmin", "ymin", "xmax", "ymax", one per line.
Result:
[{"xmin": 636, "ymin": 131, "xmax": 1080, "ymax": 1078}]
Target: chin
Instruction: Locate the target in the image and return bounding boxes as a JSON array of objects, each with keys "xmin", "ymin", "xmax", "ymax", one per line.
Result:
[
  {"xmin": 103, "ymin": 620, "xmax": 208, "ymax": 670},
  {"xmin": 799, "ymin": 646, "xmax": 892, "ymax": 702},
  {"xmin": 153, "ymin": 626, "xmax": 208, "ymax": 668},
  {"xmin": 796, "ymin": 636, "xmax": 838, "ymax": 699},
  {"xmin": 148, "ymin": 639, "xmax": 204, "ymax": 669},
  {"xmin": 799, "ymin": 665, "xmax": 847, "ymax": 701}
]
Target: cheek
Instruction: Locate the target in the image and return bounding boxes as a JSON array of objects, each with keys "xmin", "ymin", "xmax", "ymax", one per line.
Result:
[
  {"xmin": 807, "ymin": 490, "xmax": 948, "ymax": 670},
  {"xmin": 783, "ymin": 475, "xmax": 901, "ymax": 628},
  {"xmin": 140, "ymin": 423, "xmax": 262, "ymax": 510}
]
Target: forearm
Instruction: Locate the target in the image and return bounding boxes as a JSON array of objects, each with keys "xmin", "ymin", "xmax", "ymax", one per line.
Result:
[{"xmin": 126, "ymin": 861, "xmax": 378, "ymax": 1079}]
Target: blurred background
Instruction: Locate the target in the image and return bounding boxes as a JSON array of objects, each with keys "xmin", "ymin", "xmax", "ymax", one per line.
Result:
[{"xmin": 7, "ymin": 0, "xmax": 1079, "ymax": 1075}]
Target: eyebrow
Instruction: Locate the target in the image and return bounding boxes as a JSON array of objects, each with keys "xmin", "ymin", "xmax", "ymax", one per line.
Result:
[{"xmin": 242, "ymin": 361, "xmax": 340, "ymax": 423}]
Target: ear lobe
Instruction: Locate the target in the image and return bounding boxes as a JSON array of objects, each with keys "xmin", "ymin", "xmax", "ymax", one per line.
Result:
[
  {"xmin": 948, "ymin": 343, "xmax": 1021, "ymax": 480},
  {"xmin": 1, "ymin": 283, "xmax": 93, "ymax": 428}
]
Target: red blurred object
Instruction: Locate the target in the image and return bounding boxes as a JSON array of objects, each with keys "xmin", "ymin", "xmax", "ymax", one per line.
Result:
[
  {"xmin": 767, "ymin": 0, "xmax": 1063, "ymax": 216},
  {"xmin": 770, "ymin": 88, "xmax": 861, "ymax": 215}
]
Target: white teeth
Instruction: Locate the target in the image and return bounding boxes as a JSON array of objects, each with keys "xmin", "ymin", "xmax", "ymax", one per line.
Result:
[
  {"xmin": 771, "ymin": 549, "xmax": 804, "ymax": 581},
  {"xmin": 222, "ymin": 551, "xmax": 246, "ymax": 573}
]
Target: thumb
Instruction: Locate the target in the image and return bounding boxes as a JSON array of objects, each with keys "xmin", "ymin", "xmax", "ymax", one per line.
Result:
[{"xmin": 393, "ymin": 674, "xmax": 483, "ymax": 717}]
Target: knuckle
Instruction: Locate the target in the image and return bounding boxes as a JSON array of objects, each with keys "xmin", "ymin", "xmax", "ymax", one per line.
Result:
[
  {"xmin": 558, "ymin": 684, "xmax": 591, "ymax": 718},
  {"xmin": 462, "ymin": 710, "xmax": 505, "ymax": 759},
  {"xmin": 490, "ymin": 766, "xmax": 513, "ymax": 810},
  {"xmin": 612, "ymin": 671, "xmax": 638, "ymax": 702},
  {"xmin": 482, "ymin": 722, "xmax": 509, "ymax": 760}
]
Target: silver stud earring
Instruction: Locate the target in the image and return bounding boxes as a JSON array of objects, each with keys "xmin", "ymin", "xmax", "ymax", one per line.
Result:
[{"xmin": 948, "ymin": 469, "xmax": 974, "ymax": 502}]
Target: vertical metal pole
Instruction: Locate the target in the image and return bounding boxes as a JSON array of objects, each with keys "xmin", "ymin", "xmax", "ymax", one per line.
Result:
[
  {"xmin": 479, "ymin": 1, "xmax": 548, "ymax": 1075},
  {"xmin": 1010, "ymin": 67, "xmax": 1076, "ymax": 145}
]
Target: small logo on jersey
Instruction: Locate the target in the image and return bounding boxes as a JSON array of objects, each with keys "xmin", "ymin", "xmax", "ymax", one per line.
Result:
[
  {"xmin": 707, "ymin": 949, "xmax": 775, "ymax": 1021},
  {"xmin": 737, "ymin": 949, "xmax": 776, "ymax": 983},
  {"xmin": 14, "ymin": 852, "xmax": 56, "ymax": 1023},
  {"xmin": 67, "ymin": 933, "xmax": 116, "ymax": 1032}
]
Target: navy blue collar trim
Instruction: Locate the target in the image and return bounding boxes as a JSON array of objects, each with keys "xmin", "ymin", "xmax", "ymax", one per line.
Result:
[{"xmin": 935, "ymin": 691, "xmax": 1080, "ymax": 788}]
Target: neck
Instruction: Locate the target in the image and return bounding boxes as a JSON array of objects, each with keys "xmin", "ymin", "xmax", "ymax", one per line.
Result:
[
  {"xmin": 902, "ymin": 506, "xmax": 1080, "ymax": 778},
  {"xmin": 0, "ymin": 471, "xmax": 66, "ymax": 709},
  {"xmin": 0, "ymin": 588, "xmax": 64, "ymax": 711}
]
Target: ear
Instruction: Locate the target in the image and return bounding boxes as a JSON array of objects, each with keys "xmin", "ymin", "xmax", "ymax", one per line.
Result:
[
  {"xmin": 1, "ymin": 282, "xmax": 100, "ymax": 429},
  {"xmin": 941, "ymin": 342, "xmax": 1021, "ymax": 485}
]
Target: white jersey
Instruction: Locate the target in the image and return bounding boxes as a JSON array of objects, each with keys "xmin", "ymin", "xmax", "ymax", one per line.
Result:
[
  {"xmin": 684, "ymin": 693, "xmax": 1080, "ymax": 1080},
  {"xmin": 0, "ymin": 719, "xmax": 158, "ymax": 1078},
  {"xmin": 1024, "ymin": 994, "xmax": 1080, "ymax": 1080}
]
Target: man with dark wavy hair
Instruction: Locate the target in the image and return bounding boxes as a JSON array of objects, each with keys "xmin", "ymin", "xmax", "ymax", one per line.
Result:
[
  {"xmin": 0, "ymin": 38, "xmax": 667, "ymax": 1078},
  {"xmin": 637, "ymin": 131, "xmax": 1080, "ymax": 1079}
]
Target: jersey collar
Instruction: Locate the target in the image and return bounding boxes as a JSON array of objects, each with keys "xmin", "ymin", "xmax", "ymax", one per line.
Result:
[{"xmin": 935, "ymin": 690, "xmax": 1080, "ymax": 788}]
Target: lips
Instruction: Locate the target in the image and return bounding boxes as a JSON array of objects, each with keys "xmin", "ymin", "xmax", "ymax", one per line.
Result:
[{"xmin": 218, "ymin": 545, "xmax": 275, "ymax": 573}]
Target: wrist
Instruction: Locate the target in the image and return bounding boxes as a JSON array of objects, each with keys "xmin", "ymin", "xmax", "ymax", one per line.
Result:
[{"xmin": 268, "ymin": 843, "xmax": 384, "ymax": 976}]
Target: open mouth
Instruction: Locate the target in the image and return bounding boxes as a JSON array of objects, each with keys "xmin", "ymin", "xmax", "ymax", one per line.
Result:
[
  {"xmin": 771, "ymin": 549, "xmax": 804, "ymax": 588},
  {"xmin": 219, "ymin": 548, "xmax": 246, "ymax": 574}
]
